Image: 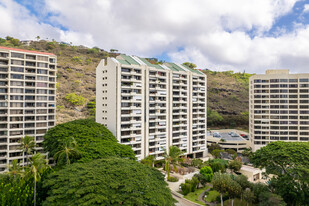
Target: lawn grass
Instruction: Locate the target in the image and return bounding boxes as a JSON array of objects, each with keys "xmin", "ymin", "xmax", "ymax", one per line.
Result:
[
  {"xmin": 205, "ymin": 190, "xmax": 220, "ymax": 202},
  {"xmin": 184, "ymin": 186, "xmax": 209, "ymax": 205},
  {"xmin": 216, "ymin": 198, "xmax": 255, "ymax": 206}
]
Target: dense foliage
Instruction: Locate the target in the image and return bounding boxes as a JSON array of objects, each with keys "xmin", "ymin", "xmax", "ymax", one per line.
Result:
[
  {"xmin": 43, "ymin": 119, "xmax": 136, "ymax": 165},
  {"xmin": 65, "ymin": 93, "xmax": 87, "ymax": 106},
  {"xmin": 251, "ymin": 141, "xmax": 309, "ymax": 206},
  {"xmin": 164, "ymin": 146, "xmax": 184, "ymax": 178},
  {"xmin": 200, "ymin": 166, "xmax": 213, "ymax": 182},
  {"xmin": 43, "ymin": 158, "xmax": 176, "ymax": 206},
  {"xmin": 208, "ymin": 158, "xmax": 228, "ymax": 173},
  {"xmin": 180, "ymin": 176, "xmax": 199, "ymax": 195},
  {"xmin": 0, "ymin": 175, "xmax": 34, "ymax": 205},
  {"xmin": 228, "ymin": 159, "xmax": 242, "ymax": 173}
]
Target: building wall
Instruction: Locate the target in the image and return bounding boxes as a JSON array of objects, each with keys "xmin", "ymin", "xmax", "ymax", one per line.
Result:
[
  {"xmin": 96, "ymin": 56, "xmax": 207, "ymax": 160},
  {"xmin": 249, "ymin": 70, "xmax": 309, "ymax": 151},
  {"xmin": 0, "ymin": 47, "xmax": 56, "ymax": 172}
]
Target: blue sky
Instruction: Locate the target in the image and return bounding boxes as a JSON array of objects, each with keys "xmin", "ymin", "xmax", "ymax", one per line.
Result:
[{"xmin": 1, "ymin": 0, "xmax": 309, "ymax": 73}]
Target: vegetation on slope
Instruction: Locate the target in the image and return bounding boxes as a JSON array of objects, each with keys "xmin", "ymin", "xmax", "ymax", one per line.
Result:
[
  {"xmin": 203, "ymin": 70, "xmax": 253, "ymax": 129},
  {"xmin": 0, "ymin": 36, "xmax": 252, "ymax": 128}
]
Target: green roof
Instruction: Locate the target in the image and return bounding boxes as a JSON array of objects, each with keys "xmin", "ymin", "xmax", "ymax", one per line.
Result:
[
  {"xmin": 139, "ymin": 58, "xmax": 164, "ymax": 70},
  {"xmin": 117, "ymin": 54, "xmax": 140, "ymax": 65},
  {"xmin": 181, "ymin": 64, "xmax": 204, "ymax": 75},
  {"xmin": 114, "ymin": 55, "xmax": 204, "ymax": 75},
  {"xmin": 164, "ymin": 63, "xmax": 186, "ymax": 72}
]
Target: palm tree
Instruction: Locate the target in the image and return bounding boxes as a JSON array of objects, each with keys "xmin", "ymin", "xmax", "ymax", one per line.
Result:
[
  {"xmin": 19, "ymin": 136, "xmax": 37, "ymax": 166},
  {"xmin": 163, "ymin": 146, "xmax": 184, "ymax": 179},
  {"xmin": 54, "ymin": 137, "xmax": 80, "ymax": 165},
  {"xmin": 28, "ymin": 153, "xmax": 50, "ymax": 206},
  {"xmin": 7, "ymin": 159, "xmax": 24, "ymax": 179},
  {"xmin": 141, "ymin": 155, "xmax": 155, "ymax": 167},
  {"xmin": 36, "ymin": 36, "xmax": 40, "ymax": 41}
]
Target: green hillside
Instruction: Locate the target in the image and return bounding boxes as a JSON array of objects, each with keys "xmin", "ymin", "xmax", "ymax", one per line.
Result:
[{"xmin": 0, "ymin": 37, "xmax": 252, "ymax": 129}]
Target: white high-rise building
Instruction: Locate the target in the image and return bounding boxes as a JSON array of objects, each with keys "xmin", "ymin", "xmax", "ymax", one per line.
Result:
[
  {"xmin": 249, "ymin": 69, "xmax": 309, "ymax": 151},
  {"xmin": 0, "ymin": 46, "xmax": 57, "ymax": 172},
  {"xmin": 96, "ymin": 55, "xmax": 207, "ymax": 160}
]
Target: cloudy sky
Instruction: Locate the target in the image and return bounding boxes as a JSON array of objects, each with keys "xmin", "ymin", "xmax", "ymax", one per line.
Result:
[{"xmin": 1, "ymin": 0, "xmax": 309, "ymax": 73}]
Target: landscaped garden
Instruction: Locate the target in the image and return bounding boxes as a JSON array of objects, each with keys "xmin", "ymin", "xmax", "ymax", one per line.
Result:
[{"xmin": 184, "ymin": 186, "xmax": 209, "ymax": 205}]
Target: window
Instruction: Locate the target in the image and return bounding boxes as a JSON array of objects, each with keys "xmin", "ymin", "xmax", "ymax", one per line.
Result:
[
  {"xmin": 37, "ymin": 69, "xmax": 48, "ymax": 74},
  {"xmin": 11, "ymin": 60, "xmax": 24, "ymax": 65},
  {"xmin": 11, "ymin": 67, "xmax": 24, "ymax": 72},
  {"xmin": 11, "ymin": 53, "xmax": 24, "ymax": 59},
  {"xmin": 10, "ymin": 81, "xmax": 23, "ymax": 86}
]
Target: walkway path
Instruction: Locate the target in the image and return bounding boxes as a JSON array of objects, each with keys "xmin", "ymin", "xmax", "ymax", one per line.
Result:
[{"xmin": 197, "ymin": 184, "xmax": 217, "ymax": 206}]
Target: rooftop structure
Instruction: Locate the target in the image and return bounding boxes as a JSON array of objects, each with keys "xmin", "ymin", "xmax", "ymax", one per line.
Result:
[{"xmin": 207, "ymin": 129, "xmax": 250, "ymax": 152}]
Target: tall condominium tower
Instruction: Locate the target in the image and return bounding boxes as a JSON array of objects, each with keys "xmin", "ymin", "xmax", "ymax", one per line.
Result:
[
  {"xmin": 0, "ymin": 46, "xmax": 57, "ymax": 172},
  {"xmin": 249, "ymin": 69, "xmax": 309, "ymax": 151},
  {"xmin": 96, "ymin": 55, "xmax": 207, "ymax": 160}
]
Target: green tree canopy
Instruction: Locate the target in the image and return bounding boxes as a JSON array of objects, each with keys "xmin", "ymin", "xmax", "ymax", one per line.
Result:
[
  {"xmin": 208, "ymin": 158, "xmax": 228, "ymax": 173},
  {"xmin": 207, "ymin": 107, "xmax": 224, "ymax": 126},
  {"xmin": 182, "ymin": 62, "xmax": 197, "ymax": 69},
  {"xmin": 259, "ymin": 192, "xmax": 286, "ymax": 206},
  {"xmin": 228, "ymin": 159, "xmax": 242, "ymax": 173},
  {"xmin": 208, "ymin": 143, "xmax": 222, "ymax": 153},
  {"xmin": 43, "ymin": 119, "xmax": 136, "ymax": 164},
  {"xmin": 164, "ymin": 146, "xmax": 184, "ymax": 179},
  {"xmin": 43, "ymin": 158, "xmax": 176, "ymax": 206},
  {"xmin": 212, "ymin": 172, "xmax": 232, "ymax": 206},
  {"xmin": 251, "ymin": 141, "xmax": 309, "ymax": 205},
  {"xmin": 200, "ymin": 166, "xmax": 213, "ymax": 182}
]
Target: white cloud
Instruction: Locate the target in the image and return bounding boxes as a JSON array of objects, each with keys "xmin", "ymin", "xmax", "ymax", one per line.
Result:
[
  {"xmin": 304, "ymin": 4, "xmax": 309, "ymax": 13},
  {"xmin": 1, "ymin": 0, "xmax": 308, "ymax": 74}
]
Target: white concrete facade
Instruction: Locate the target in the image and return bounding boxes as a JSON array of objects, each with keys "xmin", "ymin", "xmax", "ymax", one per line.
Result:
[
  {"xmin": 96, "ymin": 55, "xmax": 207, "ymax": 160},
  {"xmin": 249, "ymin": 69, "xmax": 309, "ymax": 151},
  {"xmin": 0, "ymin": 46, "xmax": 57, "ymax": 171}
]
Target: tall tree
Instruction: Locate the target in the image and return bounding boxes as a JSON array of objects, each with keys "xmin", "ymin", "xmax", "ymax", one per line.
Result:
[
  {"xmin": 243, "ymin": 188, "xmax": 255, "ymax": 206},
  {"xmin": 54, "ymin": 137, "xmax": 80, "ymax": 165},
  {"xmin": 164, "ymin": 146, "xmax": 184, "ymax": 179},
  {"xmin": 19, "ymin": 136, "xmax": 37, "ymax": 166},
  {"xmin": 141, "ymin": 155, "xmax": 155, "ymax": 167},
  {"xmin": 43, "ymin": 158, "xmax": 176, "ymax": 206},
  {"xmin": 7, "ymin": 159, "xmax": 24, "ymax": 179},
  {"xmin": 227, "ymin": 180, "xmax": 242, "ymax": 206},
  {"xmin": 228, "ymin": 159, "xmax": 242, "ymax": 174},
  {"xmin": 43, "ymin": 119, "xmax": 136, "ymax": 163},
  {"xmin": 36, "ymin": 36, "xmax": 40, "ymax": 41},
  {"xmin": 28, "ymin": 153, "xmax": 50, "ymax": 206},
  {"xmin": 212, "ymin": 172, "xmax": 231, "ymax": 206},
  {"xmin": 211, "ymin": 149, "xmax": 224, "ymax": 159},
  {"xmin": 251, "ymin": 141, "xmax": 309, "ymax": 205}
]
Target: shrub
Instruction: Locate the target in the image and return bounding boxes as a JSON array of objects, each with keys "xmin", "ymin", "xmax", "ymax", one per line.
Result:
[
  {"xmin": 180, "ymin": 182, "xmax": 192, "ymax": 195},
  {"xmin": 85, "ymin": 57, "xmax": 92, "ymax": 64},
  {"xmin": 65, "ymin": 93, "xmax": 87, "ymax": 106},
  {"xmin": 191, "ymin": 159, "xmax": 203, "ymax": 167},
  {"xmin": 46, "ymin": 42, "xmax": 55, "ymax": 50},
  {"xmin": 167, "ymin": 176, "xmax": 179, "ymax": 182},
  {"xmin": 200, "ymin": 166, "xmax": 213, "ymax": 182},
  {"xmin": 88, "ymin": 47, "xmax": 100, "ymax": 54},
  {"xmin": 208, "ymin": 159, "xmax": 228, "ymax": 173},
  {"xmin": 71, "ymin": 56, "xmax": 82, "ymax": 64}
]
